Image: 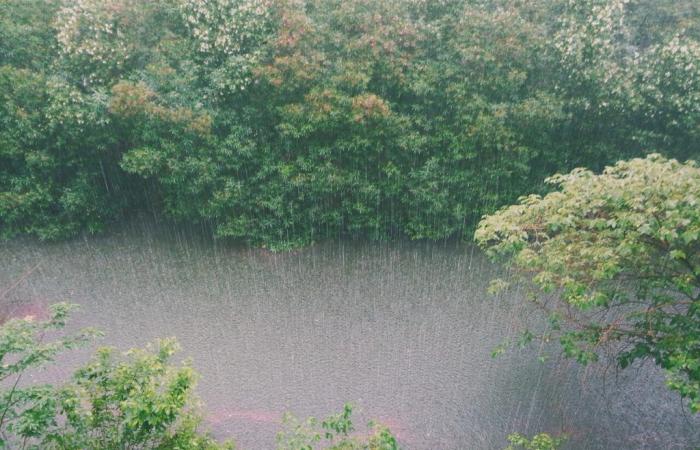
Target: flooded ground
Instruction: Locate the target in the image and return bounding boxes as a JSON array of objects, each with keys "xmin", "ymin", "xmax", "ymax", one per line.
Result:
[{"xmin": 1, "ymin": 221, "xmax": 697, "ymax": 449}]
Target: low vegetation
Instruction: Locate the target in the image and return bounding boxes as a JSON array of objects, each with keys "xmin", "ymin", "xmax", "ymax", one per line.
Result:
[{"xmin": 0, "ymin": 305, "xmax": 400, "ymax": 449}]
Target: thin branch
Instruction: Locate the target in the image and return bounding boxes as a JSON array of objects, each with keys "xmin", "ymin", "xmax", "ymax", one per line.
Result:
[{"xmin": 0, "ymin": 262, "xmax": 43, "ymax": 301}]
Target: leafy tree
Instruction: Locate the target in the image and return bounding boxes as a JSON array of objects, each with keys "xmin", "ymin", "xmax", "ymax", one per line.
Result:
[
  {"xmin": 0, "ymin": 306, "xmax": 231, "ymax": 449},
  {"xmin": 0, "ymin": 307, "xmax": 397, "ymax": 448},
  {"xmin": 48, "ymin": 339, "xmax": 232, "ymax": 450},
  {"xmin": 0, "ymin": 66, "xmax": 118, "ymax": 240},
  {"xmin": 0, "ymin": 0, "xmax": 60, "ymax": 70},
  {"xmin": 2, "ymin": 0, "xmax": 700, "ymax": 247},
  {"xmin": 475, "ymin": 154, "xmax": 700, "ymax": 412},
  {"xmin": 0, "ymin": 303, "xmax": 98, "ymax": 447},
  {"xmin": 54, "ymin": 0, "xmax": 184, "ymax": 88}
]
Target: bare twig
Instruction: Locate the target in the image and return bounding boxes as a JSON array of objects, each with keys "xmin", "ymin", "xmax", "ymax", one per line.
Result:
[{"xmin": 0, "ymin": 261, "xmax": 43, "ymax": 301}]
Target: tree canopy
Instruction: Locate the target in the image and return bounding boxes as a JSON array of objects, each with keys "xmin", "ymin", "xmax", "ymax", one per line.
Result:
[
  {"xmin": 1, "ymin": 0, "xmax": 699, "ymax": 248},
  {"xmin": 475, "ymin": 154, "xmax": 700, "ymax": 412}
]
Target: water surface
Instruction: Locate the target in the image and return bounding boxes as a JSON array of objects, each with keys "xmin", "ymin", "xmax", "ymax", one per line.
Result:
[{"xmin": 1, "ymin": 222, "xmax": 697, "ymax": 449}]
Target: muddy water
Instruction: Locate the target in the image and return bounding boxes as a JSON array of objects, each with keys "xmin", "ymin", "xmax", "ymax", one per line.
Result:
[{"xmin": 1, "ymin": 222, "xmax": 697, "ymax": 449}]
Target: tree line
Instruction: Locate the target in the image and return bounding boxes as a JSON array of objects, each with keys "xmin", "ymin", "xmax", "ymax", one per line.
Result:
[{"xmin": 1, "ymin": 0, "xmax": 699, "ymax": 248}]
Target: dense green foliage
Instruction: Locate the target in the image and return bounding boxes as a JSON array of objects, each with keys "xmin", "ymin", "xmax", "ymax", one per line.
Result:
[
  {"xmin": 0, "ymin": 304, "xmax": 230, "ymax": 449},
  {"xmin": 476, "ymin": 154, "xmax": 700, "ymax": 413},
  {"xmin": 0, "ymin": 303, "xmax": 97, "ymax": 447},
  {"xmin": 49, "ymin": 340, "xmax": 232, "ymax": 449},
  {"xmin": 1, "ymin": 0, "xmax": 699, "ymax": 248},
  {"xmin": 0, "ymin": 306, "xmax": 398, "ymax": 449}
]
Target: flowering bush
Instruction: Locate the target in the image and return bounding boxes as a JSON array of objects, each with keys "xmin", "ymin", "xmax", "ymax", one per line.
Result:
[
  {"xmin": 179, "ymin": 0, "xmax": 277, "ymax": 93},
  {"xmin": 55, "ymin": 0, "xmax": 135, "ymax": 85},
  {"xmin": 55, "ymin": 0, "xmax": 180, "ymax": 87}
]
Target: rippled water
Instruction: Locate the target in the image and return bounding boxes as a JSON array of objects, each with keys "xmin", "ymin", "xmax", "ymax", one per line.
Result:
[{"xmin": 1, "ymin": 222, "xmax": 698, "ymax": 449}]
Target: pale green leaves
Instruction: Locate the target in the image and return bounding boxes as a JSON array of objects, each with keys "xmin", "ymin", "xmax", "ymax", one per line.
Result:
[
  {"xmin": 476, "ymin": 154, "xmax": 700, "ymax": 412},
  {"xmin": 276, "ymin": 404, "xmax": 398, "ymax": 450},
  {"xmin": 505, "ymin": 432, "xmax": 567, "ymax": 450},
  {"xmin": 0, "ymin": 308, "xmax": 232, "ymax": 449}
]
